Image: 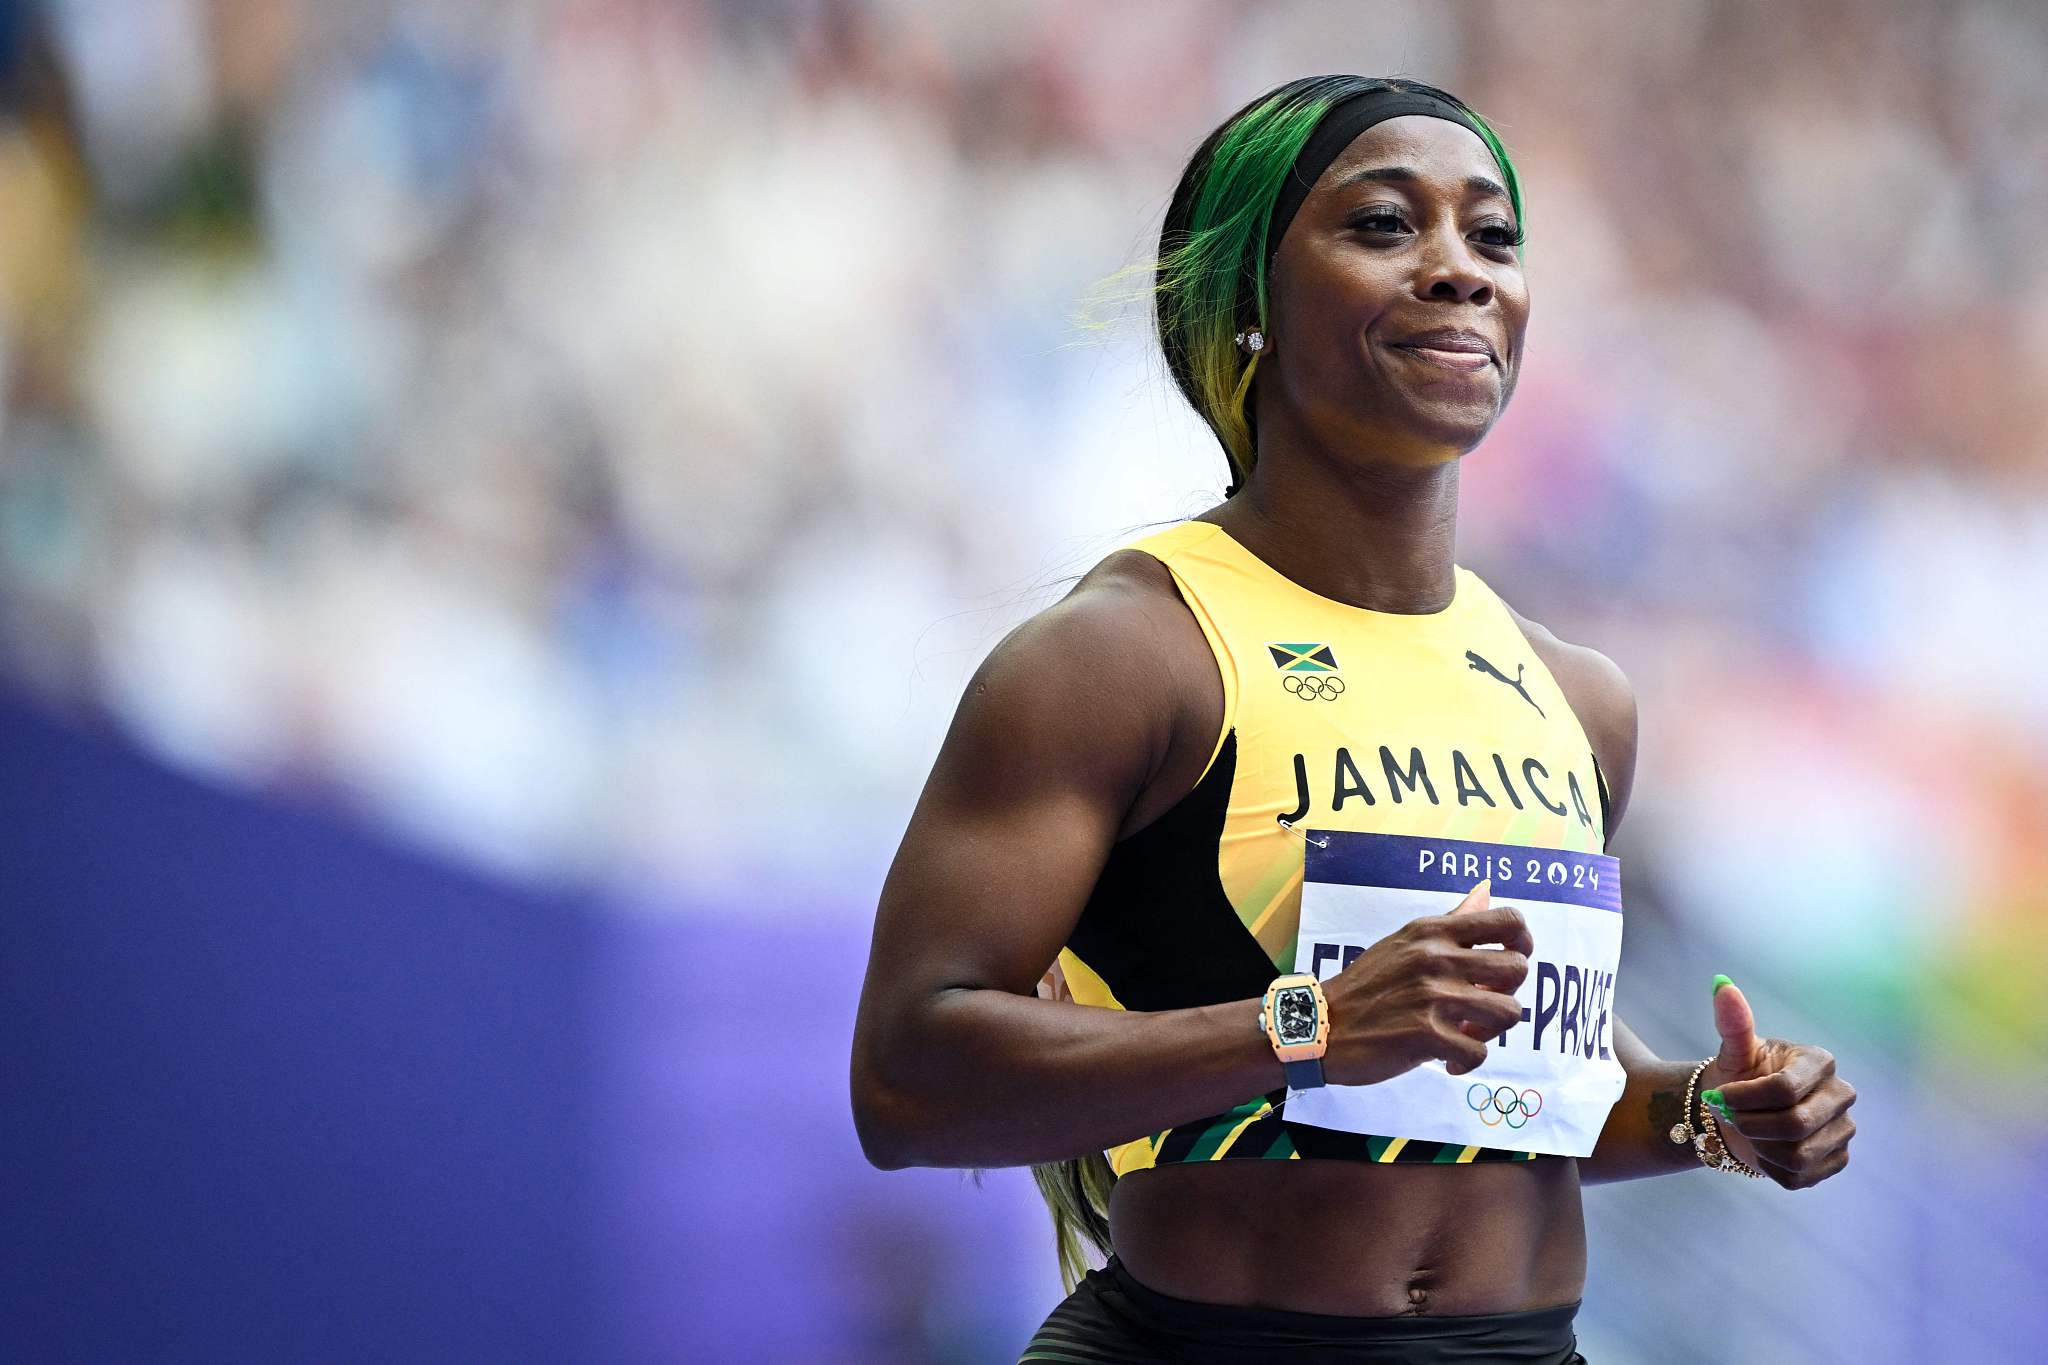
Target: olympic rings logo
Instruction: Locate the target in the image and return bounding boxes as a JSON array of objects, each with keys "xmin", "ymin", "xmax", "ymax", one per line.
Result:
[
  {"xmin": 1467, "ymin": 1082, "xmax": 1543, "ymax": 1129},
  {"xmin": 1282, "ymin": 674, "xmax": 1346, "ymax": 701}
]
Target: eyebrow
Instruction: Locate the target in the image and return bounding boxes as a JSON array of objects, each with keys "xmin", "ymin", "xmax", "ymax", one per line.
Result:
[{"xmin": 1334, "ymin": 164, "xmax": 1510, "ymax": 205}]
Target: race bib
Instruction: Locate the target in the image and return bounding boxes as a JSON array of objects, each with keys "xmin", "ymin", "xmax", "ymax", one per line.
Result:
[{"xmin": 1284, "ymin": 830, "xmax": 1626, "ymax": 1158}]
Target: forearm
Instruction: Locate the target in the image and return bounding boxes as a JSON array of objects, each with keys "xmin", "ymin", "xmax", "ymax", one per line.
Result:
[
  {"xmin": 1577, "ymin": 1015, "xmax": 1706, "ymax": 1184},
  {"xmin": 855, "ymin": 987, "xmax": 1282, "ymax": 1170}
]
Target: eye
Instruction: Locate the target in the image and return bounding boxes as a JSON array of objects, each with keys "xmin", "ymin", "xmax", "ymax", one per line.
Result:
[
  {"xmin": 1478, "ymin": 220, "xmax": 1526, "ymax": 250},
  {"xmin": 1349, "ymin": 209, "xmax": 1524, "ymax": 253},
  {"xmin": 1350, "ymin": 208, "xmax": 1408, "ymax": 235}
]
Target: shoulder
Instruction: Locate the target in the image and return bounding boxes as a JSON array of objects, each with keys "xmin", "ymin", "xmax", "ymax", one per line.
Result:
[
  {"xmin": 1491, "ymin": 589, "xmax": 1639, "ymax": 838},
  {"xmin": 1000, "ymin": 542, "xmax": 1209, "ymax": 688},
  {"xmin": 953, "ymin": 539, "xmax": 1219, "ymax": 817}
]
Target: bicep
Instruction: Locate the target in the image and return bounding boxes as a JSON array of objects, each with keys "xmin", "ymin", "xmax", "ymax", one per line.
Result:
[
  {"xmin": 857, "ymin": 586, "xmax": 1175, "ymax": 1034},
  {"xmin": 874, "ymin": 759, "xmax": 1126, "ymax": 1001}
]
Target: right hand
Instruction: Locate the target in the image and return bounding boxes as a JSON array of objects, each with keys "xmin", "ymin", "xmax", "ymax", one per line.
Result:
[{"xmin": 1320, "ymin": 879, "xmax": 1533, "ymax": 1086}]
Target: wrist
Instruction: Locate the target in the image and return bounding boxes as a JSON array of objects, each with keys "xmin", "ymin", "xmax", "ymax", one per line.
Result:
[
  {"xmin": 1259, "ymin": 973, "xmax": 1330, "ymax": 1091},
  {"xmin": 1671, "ymin": 1055, "xmax": 1767, "ymax": 1179}
]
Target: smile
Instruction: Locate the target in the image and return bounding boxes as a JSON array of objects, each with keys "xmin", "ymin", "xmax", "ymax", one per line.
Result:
[{"xmin": 1390, "ymin": 344, "xmax": 1495, "ymax": 373}]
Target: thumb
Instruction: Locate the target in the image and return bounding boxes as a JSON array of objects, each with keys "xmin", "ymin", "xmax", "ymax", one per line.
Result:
[
  {"xmin": 1451, "ymin": 878, "xmax": 1491, "ymax": 914},
  {"xmin": 1449, "ymin": 880, "xmax": 1494, "ymax": 1039},
  {"xmin": 1710, "ymin": 973, "xmax": 1761, "ymax": 1076}
]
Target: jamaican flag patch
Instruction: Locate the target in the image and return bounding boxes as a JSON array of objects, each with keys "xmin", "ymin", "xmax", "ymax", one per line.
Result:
[{"xmin": 1267, "ymin": 643, "xmax": 1339, "ymax": 673}]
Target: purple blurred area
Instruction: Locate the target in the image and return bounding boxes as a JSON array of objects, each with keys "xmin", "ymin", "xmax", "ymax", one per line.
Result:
[
  {"xmin": 589, "ymin": 909, "xmax": 1058, "ymax": 1362},
  {"xmin": 0, "ymin": 690, "xmax": 1058, "ymax": 1362},
  {"xmin": 3, "ymin": 1, "xmax": 2047, "ymax": 1361},
  {"xmin": 0, "ymin": 689, "xmax": 601, "ymax": 1361}
]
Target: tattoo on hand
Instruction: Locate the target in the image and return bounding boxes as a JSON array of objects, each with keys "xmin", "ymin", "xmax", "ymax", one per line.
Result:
[{"xmin": 1647, "ymin": 1086, "xmax": 1683, "ymax": 1138}]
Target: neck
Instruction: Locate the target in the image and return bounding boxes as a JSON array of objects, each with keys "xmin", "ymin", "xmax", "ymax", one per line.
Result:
[{"xmin": 1205, "ymin": 427, "xmax": 1461, "ymax": 615}]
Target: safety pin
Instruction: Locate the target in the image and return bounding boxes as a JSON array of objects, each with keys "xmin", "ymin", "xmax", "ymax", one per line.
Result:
[{"xmin": 1276, "ymin": 816, "xmax": 1328, "ymax": 848}]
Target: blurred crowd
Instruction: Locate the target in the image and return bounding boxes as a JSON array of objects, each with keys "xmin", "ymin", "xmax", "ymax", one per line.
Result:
[{"xmin": 2, "ymin": 0, "xmax": 2045, "ymax": 1080}]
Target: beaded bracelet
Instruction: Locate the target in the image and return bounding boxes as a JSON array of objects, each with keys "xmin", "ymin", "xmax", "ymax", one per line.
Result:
[
  {"xmin": 1669, "ymin": 1057, "xmax": 1767, "ymax": 1178},
  {"xmin": 1698, "ymin": 1093, "xmax": 1768, "ymax": 1179}
]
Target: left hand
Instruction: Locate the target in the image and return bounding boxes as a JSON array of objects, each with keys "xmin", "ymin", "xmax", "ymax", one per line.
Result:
[{"xmin": 1696, "ymin": 975, "xmax": 1857, "ymax": 1190}]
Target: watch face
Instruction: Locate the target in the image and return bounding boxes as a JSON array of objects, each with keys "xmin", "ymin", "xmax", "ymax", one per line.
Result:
[{"xmin": 1275, "ymin": 987, "xmax": 1319, "ymax": 1045}]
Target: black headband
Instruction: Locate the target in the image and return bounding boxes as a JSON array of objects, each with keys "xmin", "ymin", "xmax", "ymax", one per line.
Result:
[{"xmin": 1263, "ymin": 88, "xmax": 1491, "ymax": 264}]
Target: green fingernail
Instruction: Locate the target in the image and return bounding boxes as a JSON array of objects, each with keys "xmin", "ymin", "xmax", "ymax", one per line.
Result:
[
  {"xmin": 1701, "ymin": 1089, "xmax": 1724, "ymax": 1108},
  {"xmin": 1712, "ymin": 974, "xmax": 1734, "ymax": 996}
]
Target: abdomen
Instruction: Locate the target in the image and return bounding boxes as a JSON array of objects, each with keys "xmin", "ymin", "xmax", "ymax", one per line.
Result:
[{"xmin": 1107, "ymin": 1155, "xmax": 1586, "ymax": 1317}]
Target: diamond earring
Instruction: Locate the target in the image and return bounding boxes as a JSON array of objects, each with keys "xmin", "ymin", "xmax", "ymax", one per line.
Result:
[{"xmin": 1234, "ymin": 329, "xmax": 1266, "ymax": 354}]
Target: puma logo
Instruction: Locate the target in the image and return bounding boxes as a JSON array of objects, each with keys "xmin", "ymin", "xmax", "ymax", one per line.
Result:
[{"xmin": 1465, "ymin": 650, "xmax": 1545, "ymax": 719}]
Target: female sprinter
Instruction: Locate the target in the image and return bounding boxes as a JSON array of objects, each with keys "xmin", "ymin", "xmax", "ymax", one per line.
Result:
[{"xmin": 851, "ymin": 75, "xmax": 1858, "ymax": 1364}]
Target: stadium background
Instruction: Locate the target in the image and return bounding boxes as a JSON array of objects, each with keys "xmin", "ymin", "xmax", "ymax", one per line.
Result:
[{"xmin": 2, "ymin": 2, "xmax": 2044, "ymax": 1361}]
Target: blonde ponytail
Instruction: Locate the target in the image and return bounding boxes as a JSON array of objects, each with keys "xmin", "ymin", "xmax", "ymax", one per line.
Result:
[
  {"xmin": 1029, "ymin": 956, "xmax": 1119, "ymax": 1291},
  {"xmin": 1030, "ymin": 1152, "xmax": 1117, "ymax": 1293}
]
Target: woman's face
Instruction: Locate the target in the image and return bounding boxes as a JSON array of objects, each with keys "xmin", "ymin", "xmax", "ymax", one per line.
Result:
[{"xmin": 1262, "ymin": 114, "xmax": 1529, "ymax": 468}]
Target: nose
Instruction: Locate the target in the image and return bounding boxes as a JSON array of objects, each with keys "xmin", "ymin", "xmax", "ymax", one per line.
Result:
[{"xmin": 1413, "ymin": 220, "xmax": 1494, "ymax": 306}]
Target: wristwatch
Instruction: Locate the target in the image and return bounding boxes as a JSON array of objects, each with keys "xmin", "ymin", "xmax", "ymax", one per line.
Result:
[{"xmin": 1259, "ymin": 973, "xmax": 1330, "ymax": 1090}]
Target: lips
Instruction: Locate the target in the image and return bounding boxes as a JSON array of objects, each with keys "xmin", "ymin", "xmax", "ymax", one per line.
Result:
[
  {"xmin": 1390, "ymin": 342, "xmax": 1494, "ymax": 373},
  {"xmin": 1389, "ymin": 328, "xmax": 1498, "ymax": 364}
]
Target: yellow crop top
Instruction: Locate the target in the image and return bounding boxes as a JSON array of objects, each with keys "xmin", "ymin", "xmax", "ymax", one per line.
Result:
[{"xmin": 1058, "ymin": 520, "xmax": 1611, "ymax": 1171}]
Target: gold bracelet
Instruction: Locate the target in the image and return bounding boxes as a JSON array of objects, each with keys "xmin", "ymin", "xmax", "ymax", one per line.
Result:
[
  {"xmin": 1669, "ymin": 1057, "xmax": 1766, "ymax": 1178},
  {"xmin": 1670, "ymin": 1058, "xmax": 1710, "ymax": 1146},
  {"xmin": 1698, "ymin": 1094, "xmax": 1768, "ymax": 1179}
]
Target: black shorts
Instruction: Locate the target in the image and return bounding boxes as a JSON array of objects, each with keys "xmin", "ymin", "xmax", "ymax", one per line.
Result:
[{"xmin": 1019, "ymin": 1256, "xmax": 1586, "ymax": 1364}]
